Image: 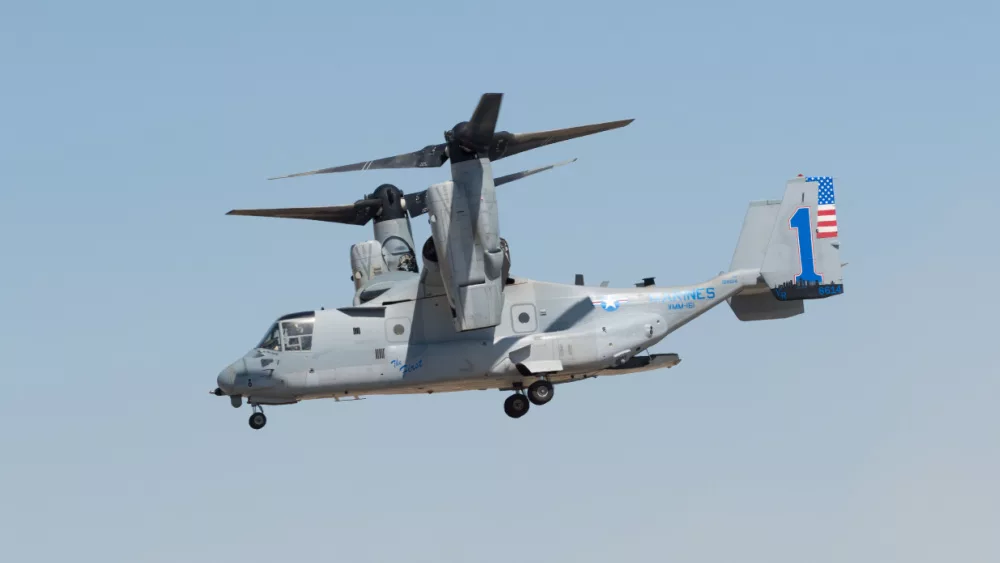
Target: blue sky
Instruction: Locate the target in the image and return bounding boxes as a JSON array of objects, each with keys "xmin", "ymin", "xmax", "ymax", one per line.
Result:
[{"xmin": 2, "ymin": 1, "xmax": 998, "ymax": 561}]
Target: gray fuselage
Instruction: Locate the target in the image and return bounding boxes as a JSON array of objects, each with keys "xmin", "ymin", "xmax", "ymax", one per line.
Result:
[{"xmin": 216, "ymin": 269, "xmax": 760, "ymax": 404}]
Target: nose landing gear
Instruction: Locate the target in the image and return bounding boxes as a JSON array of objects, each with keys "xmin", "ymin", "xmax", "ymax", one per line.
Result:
[{"xmin": 248, "ymin": 405, "xmax": 267, "ymax": 430}]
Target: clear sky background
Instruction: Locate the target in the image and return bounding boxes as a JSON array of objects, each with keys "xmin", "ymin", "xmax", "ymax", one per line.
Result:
[{"xmin": 2, "ymin": 1, "xmax": 998, "ymax": 561}]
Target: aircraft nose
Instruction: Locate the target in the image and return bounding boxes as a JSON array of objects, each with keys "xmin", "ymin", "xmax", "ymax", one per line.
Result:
[{"xmin": 216, "ymin": 359, "xmax": 246, "ymax": 393}]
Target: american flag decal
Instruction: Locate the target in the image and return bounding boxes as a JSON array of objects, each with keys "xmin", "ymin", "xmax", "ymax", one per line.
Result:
[{"xmin": 808, "ymin": 176, "xmax": 838, "ymax": 239}]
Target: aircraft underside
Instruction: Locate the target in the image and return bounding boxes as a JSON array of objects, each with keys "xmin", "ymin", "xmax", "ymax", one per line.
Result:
[
  {"xmin": 239, "ymin": 352, "xmax": 681, "ymax": 423},
  {"xmin": 298, "ymin": 352, "xmax": 681, "ymax": 399}
]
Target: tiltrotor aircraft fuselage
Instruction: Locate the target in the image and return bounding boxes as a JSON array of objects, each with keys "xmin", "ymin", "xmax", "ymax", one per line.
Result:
[{"xmin": 215, "ymin": 95, "xmax": 845, "ymax": 429}]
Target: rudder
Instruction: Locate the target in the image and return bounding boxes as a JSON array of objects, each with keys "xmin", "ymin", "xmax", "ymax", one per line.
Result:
[{"xmin": 761, "ymin": 176, "xmax": 844, "ymax": 301}]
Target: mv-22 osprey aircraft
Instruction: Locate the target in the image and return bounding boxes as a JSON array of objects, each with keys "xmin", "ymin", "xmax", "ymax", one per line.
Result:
[{"xmin": 214, "ymin": 94, "xmax": 845, "ymax": 430}]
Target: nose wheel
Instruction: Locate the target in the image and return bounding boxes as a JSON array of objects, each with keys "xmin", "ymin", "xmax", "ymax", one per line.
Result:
[{"xmin": 248, "ymin": 406, "xmax": 267, "ymax": 430}]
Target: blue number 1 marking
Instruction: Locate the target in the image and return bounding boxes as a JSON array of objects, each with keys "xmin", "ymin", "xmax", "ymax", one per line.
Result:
[{"xmin": 790, "ymin": 207, "xmax": 822, "ymax": 283}]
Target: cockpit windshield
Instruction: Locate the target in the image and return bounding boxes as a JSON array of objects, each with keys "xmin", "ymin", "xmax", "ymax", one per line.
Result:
[
  {"xmin": 255, "ymin": 313, "xmax": 315, "ymax": 352},
  {"xmin": 257, "ymin": 323, "xmax": 282, "ymax": 351}
]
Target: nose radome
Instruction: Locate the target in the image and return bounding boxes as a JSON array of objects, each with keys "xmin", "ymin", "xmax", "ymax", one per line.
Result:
[{"xmin": 216, "ymin": 359, "xmax": 245, "ymax": 393}]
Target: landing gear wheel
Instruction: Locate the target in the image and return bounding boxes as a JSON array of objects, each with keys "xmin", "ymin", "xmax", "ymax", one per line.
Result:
[
  {"xmin": 249, "ymin": 412, "xmax": 267, "ymax": 430},
  {"xmin": 503, "ymin": 393, "xmax": 530, "ymax": 418},
  {"xmin": 527, "ymin": 380, "xmax": 554, "ymax": 405}
]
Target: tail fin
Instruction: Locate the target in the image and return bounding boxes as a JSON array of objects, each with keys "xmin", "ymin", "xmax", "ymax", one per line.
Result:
[
  {"xmin": 761, "ymin": 176, "xmax": 844, "ymax": 300},
  {"xmin": 727, "ymin": 176, "xmax": 845, "ymax": 320}
]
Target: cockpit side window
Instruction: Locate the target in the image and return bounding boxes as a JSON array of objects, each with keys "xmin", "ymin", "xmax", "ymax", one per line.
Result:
[
  {"xmin": 281, "ymin": 319, "xmax": 314, "ymax": 351},
  {"xmin": 257, "ymin": 323, "xmax": 282, "ymax": 351}
]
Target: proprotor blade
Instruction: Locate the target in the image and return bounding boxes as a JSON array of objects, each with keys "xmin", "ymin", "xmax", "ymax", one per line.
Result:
[
  {"xmin": 489, "ymin": 119, "xmax": 633, "ymax": 161},
  {"xmin": 226, "ymin": 201, "xmax": 379, "ymax": 226},
  {"xmin": 266, "ymin": 98, "xmax": 631, "ymax": 179},
  {"xmin": 467, "ymin": 93, "xmax": 502, "ymax": 146},
  {"xmin": 494, "ymin": 158, "xmax": 576, "ymax": 186},
  {"xmin": 268, "ymin": 144, "xmax": 448, "ymax": 180},
  {"xmin": 403, "ymin": 191, "xmax": 427, "ymax": 218}
]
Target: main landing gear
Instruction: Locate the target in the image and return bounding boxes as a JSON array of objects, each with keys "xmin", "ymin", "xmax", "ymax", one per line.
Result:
[
  {"xmin": 248, "ymin": 405, "xmax": 267, "ymax": 430},
  {"xmin": 503, "ymin": 380, "xmax": 554, "ymax": 419}
]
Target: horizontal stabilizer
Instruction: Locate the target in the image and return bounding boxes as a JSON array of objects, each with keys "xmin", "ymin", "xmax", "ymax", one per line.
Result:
[{"xmin": 729, "ymin": 291, "xmax": 803, "ymax": 321}]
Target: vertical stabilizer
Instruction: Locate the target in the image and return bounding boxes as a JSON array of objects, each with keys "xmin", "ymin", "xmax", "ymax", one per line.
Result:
[
  {"xmin": 761, "ymin": 176, "xmax": 844, "ymax": 301},
  {"xmin": 730, "ymin": 199, "xmax": 782, "ymax": 272}
]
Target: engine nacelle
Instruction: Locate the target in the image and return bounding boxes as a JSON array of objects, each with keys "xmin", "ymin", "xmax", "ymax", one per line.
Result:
[
  {"xmin": 499, "ymin": 236, "xmax": 511, "ymax": 283},
  {"xmin": 372, "ymin": 217, "xmax": 418, "ymax": 274},
  {"xmin": 420, "ymin": 236, "xmax": 445, "ymax": 292},
  {"xmin": 425, "ymin": 179, "xmax": 504, "ymax": 331},
  {"xmin": 420, "ymin": 234, "xmax": 509, "ymax": 296},
  {"xmin": 350, "ymin": 240, "xmax": 388, "ymax": 291}
]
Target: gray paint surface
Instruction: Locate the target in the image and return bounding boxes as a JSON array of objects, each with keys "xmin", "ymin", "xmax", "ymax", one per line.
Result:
[{"xmin": 216, "ymin": 176, "xmax": 845, "ymax": 421}]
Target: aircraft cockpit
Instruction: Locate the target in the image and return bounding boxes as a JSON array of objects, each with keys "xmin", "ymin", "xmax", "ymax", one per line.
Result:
[{"xmin": 255, "ymin": 311, "xmax": 315, "ymax": 352}]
